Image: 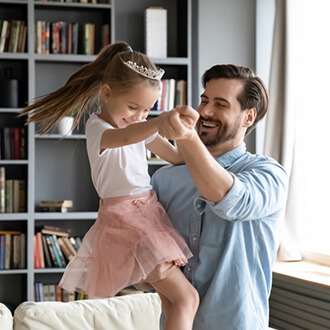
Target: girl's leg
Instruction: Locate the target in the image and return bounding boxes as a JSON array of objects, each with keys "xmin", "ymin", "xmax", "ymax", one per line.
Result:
[{"xmin": 151, "ymin": 266, "xmax": 199, "ymax": 330}]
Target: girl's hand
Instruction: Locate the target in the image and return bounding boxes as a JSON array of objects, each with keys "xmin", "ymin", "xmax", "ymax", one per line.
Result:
[{"xmin": 158, "ymin": 106, "xmax": 199, "ymax": 141}]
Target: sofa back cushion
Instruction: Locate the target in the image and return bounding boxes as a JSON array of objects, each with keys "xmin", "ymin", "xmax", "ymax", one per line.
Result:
[
  {"xmin": 0, "ymin": 303, "xmax": 13, "ymax": 330},
  {"xmin": 14, "ymin": 293, "xmax": 161, "ymax": 330}
]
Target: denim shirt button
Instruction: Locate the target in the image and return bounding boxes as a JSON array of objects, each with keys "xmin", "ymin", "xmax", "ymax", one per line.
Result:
[
  {"xmin": 192, "ymin": 235, "xmax": 197, "ymax": 241},
  {"xmin": 194, "ymin": 199, "xmax": 206, "ymax": 212}
]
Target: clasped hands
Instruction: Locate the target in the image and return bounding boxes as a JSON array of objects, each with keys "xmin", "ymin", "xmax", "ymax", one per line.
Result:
[{"xmin": 157, "ymin": 105, "xmax": 199, "ymax": 141}]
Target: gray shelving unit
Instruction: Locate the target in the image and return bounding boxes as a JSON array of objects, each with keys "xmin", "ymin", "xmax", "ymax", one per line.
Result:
[{"xmin": 0, "ymin": 0, "xmax": 193, "ymax": 309}]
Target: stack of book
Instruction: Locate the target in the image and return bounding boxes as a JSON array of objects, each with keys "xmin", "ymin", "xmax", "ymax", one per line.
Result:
[
  {"xmin": 0, "ymin": 127, "xmax": 27, "ymax": 160},
  {"xmin": 153, "ymin": 79, "xmax": 187, "ymax": 112},
  {"xmin": 0, "ymin": 231, "xmax": 26, "ymax": 270},
  {"xmin": 0, "ymin": 20, "xmax": 27, "ymax": 53},
  {"xmin": 39, "ymin": 200, "xmax": 73, "ymax": 213},
  {"xmin": 36, "ymin": 0, "xmax": 111, "ymax": 3},
  {"xmin": 35, "ymin": 20, "xmax": 110, "ymax": 55},
  {"xmin": 0, "ymin": 167, "xmax": 27, "ymax": 214},
  {"xmin": 34, "ymin": 225, "xmax": 82, "ymax": 269},
  {"xmin": 34, "ymin": 283, "xmax": 88, "ymax": 302}
]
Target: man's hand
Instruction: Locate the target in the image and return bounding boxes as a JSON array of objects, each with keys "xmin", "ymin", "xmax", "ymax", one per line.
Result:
[{"xmin": 157, "ymin": 106, "xmax": 199, "ymax": 141}]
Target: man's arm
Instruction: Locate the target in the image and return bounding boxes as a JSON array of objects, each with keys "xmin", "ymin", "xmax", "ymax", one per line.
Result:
[
  {"xmin": 158, "ymin": 106, "xmax": 233, "ymax": 202},
  {"xmin": 176, "ymin": 131, "xmax": 233, "ymax": 202}
]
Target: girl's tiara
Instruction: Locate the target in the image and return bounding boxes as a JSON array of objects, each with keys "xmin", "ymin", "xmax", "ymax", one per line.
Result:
[{"xmin": 123, "ymin": 60, "xmax": 165, "ymax": 80}]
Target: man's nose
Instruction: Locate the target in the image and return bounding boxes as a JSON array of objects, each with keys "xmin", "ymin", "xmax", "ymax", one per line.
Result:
[{"xmin": 199, "ymin": 103, "xmax": 214, "ymax": 117}]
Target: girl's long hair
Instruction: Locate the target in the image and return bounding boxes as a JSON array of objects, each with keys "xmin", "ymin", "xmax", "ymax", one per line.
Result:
[{"xmin": 20, "ymin": 42, "xmax": 160, "ymax": 133}]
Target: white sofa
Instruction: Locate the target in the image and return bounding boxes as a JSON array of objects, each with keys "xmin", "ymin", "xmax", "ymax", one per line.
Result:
[{"xmin": 0, "ymin": 293, "xmax": 161, "ymax": 330}]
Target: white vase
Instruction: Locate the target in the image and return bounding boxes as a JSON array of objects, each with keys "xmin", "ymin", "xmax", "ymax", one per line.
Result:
[{"xmin": 57, "ymin": 117, "xmax": 74, "ymax": 135}]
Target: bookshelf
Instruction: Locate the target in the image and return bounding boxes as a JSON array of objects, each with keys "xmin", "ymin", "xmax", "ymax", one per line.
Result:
[{"xmin": 0, "ymin": 0, "xmax": 193, "ymax": 309}]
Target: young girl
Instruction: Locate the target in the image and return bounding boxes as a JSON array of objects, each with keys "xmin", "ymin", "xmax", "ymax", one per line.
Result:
[{"xmin": 21, "ymin": 42, "xmax": 199, "ymax": 330}]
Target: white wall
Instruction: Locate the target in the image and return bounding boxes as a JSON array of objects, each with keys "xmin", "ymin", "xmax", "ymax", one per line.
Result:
[
  {"xmin": 194, "ymin": 0, "xmax": 275, "ymax": 153},
  {"xmin": 256, "ymin": 0, "xmax": 275, "ymax": 153}
]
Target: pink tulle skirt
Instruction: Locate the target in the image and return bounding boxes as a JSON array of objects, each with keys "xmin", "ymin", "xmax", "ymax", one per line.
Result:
[{"xmin": 59, "ymin": 190, "xmax": 192, "ymax": 298}]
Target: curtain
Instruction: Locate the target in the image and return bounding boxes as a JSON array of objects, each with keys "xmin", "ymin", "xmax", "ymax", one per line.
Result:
[{"xmin": 263, "ymin": 0, "xmax": 304, "ymax": 261}]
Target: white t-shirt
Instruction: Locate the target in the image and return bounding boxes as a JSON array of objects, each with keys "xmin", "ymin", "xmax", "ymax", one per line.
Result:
[{"xmin": 85, "ymin": 113, "xmax": 157, "ymax": 198}]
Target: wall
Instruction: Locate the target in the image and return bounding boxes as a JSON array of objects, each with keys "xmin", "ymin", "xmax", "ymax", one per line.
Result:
[
  {"xmin": 194, "ymin": 0, "xmax": 257, "ymax": 152},
  {"xmin": 193, "ymin": 0, "xmax": 276, "ymax": 154}
]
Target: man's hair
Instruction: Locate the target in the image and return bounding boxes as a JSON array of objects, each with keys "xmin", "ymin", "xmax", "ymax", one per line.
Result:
[{"xmin": 202, "ymin": 64, "xmax": 268, "ymax": 135}]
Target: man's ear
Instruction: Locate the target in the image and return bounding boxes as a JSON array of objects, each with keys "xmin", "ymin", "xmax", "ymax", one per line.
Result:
[
  {"xmin": 244, "ymin": 107, "xmax": 257, "ymax": 128},
  {"xmin": 101, "ymin": 84, "xmax": 111, "ymax": 102}
]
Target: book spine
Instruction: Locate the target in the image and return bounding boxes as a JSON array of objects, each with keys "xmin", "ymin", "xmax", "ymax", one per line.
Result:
[
  {"xmin": 0, "ymin": 235, "xmax": 5, "ymax": 269},
  {"xmin": 52, "ymin": 235, "xmax": 66, "ymax": 267},
  {"xmin": 41, "ymin": 234, "xmax": 52, "ymax": 268},
  {"xmin": 5, "ymin": 234, "xmax": 11, "ymax": 269},
  {"xmin": 0, "ymin": 20, "xmax": 8, "ymax": 52},
  {"xmin": 0, "ymin": 167, "xmax": 5, "ymax": 213},
  {"xmin": 37, "ymin": 232, "xmax": 45, "ymax": 268},
  {"xmin": 45, "ymin": 235, "xmax": 59, "ymax": 267},
  {"xmin": 19, "ymin": 233, "xmax": 26, "ymax": 269},
  {"xmin": 5, "ymin": 180, "xmax": 13, "ymax": 213},
  {"xmin": 34, "ymin": 234, "xmax": 40, "ymax": 269},
  {"xmin": 48, "ymin": 235, "xmax": 63, "ymax": 267}
]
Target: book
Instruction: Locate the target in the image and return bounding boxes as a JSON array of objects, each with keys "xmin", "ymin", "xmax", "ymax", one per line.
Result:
[
  {"xmin": 36, "ymin": 21, "xmax": 43, "ymax": 54},
  {"xmin": 167, "ymin": 79, "xmax": 176, "ymax": 111},
  {"xmin": 41, "ymin": 225, "xmax": 71, "ymax": 237},
  {"xmin": 0, "ymin": 20, "xmax": 9, "ymax": 53},
  {"xmin": 66, "ymin": 22, "xmax": 72, "ymax": 54},
  {"xmin": 8, "ymin": 20, "xmax": 21, "ymax": 53},
  {"xmin": 19, "ymin": 233, "xmax": 26, "ymax": 269},
  {"xmin": 72, "ymin": 22, "xmax": 79, "ymax": 54},
  {"xmin": 34, "ymin": 234, "xmax": 41, "ymax": 269},
  {"xmin": 11, "ymin": 233, "xmax": 21, "ymax": 269},
  {"xmin": 5, "ymin": 179, "xmax": 13, "ymax": 213},
  {"xmin": 55, "ymin": 284, "xmax": 62, "ymax": 301},
  {"xmin": 39, "ymin": 200, "xmax": 73, "ymax": 207},
  {"xmin": 52, "ymin": 235, "xmax": 67, "ymax": 267},
  {"xmin": 45, "ymin": 235, "xmax": 60, "ymax": 267},
  {"xmin": 36, "ymin": 232, "xmax": 45, "ymax": 268},
  {"xmin": 48, "ymin": 235, "xmax": 62, "ymax": 267},
  {"xmin": 89, "ymin": 23, "xmax": 95, "ymax": 55},
  {"xmin": 0, "ymin": 167, "xmax": 5, "ymax": 213},
  {"xmin": 49, "ymin": 284, "xmax": 56, "ymax": 301},
  {"xmin": 3, "ymin": 127, "xmax": 11, "ymax": 159},
  {"xmin": 35, "ymin": 282, "xmax": 43, "ymax": 302},
  {"xmin": 41, "ymin": 234, "xmax": 52, "ymax": 268},
  {"xmin": 4, "ymin": 233, "xmax": 11, "ymax": 269},
  {"xmin": 0, "ymin": 235, "xmax": 5, "ymax": 269},
  {"xmin": 43, "ymin": 284, "xmax": 50, "ymax": 301},
  {"xmin": 58, "ymin": 237, "xmax": 75, "ymax": 261},
  {"xmin": 17, "ymin": 21, "xmax": 26, "ymax": 53},
  {"xmin": 12, "ymin": 179, "xmax": 20, "ymax": 213},
  {"xmin": 63, "ymin": 236, "xmax": 77, "ymax": 255},
  {"xmin": 39, "ymin": 200, "xmax": 73, "ymax": 213},
  {"xmin": 102, "ymin": 24, "xmax": 110, "ymax": 47},
  {"xmin": 145, "ymin": 7, "xmax": 167, "ymax": 58}
]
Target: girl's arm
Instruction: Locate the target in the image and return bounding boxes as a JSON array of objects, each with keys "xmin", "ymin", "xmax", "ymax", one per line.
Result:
[
  {"xmin": 100, "ymin": 116, "xmax": 161, "ymax": 150},
  {"xmin": 146, "ymin": 135, "xmax": 184, "ymax": 165}
]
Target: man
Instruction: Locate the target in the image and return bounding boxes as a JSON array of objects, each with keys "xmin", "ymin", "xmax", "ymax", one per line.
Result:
[{"xmin": 153, "ymin": 64, "xmax": 288, "ymax": 330}]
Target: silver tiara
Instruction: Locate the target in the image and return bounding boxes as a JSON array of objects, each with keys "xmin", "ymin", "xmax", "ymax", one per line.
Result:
[{"xmin": 123, "ymin": 60, "xmax": 165, "ymax": 80}]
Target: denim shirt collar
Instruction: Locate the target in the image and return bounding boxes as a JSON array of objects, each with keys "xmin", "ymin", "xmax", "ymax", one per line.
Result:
[{"xmin": 215, "ymin": 143, "xmax": 245, "ymax": 169}]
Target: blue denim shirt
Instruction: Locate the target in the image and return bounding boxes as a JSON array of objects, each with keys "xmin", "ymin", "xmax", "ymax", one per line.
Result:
[{"xmin": 151, "ymin": 144, "xmax": 288, "ymax": 330}]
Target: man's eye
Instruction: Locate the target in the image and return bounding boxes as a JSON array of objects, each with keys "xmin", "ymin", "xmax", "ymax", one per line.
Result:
[
  {"xmin": 216, "ymin": 103, "xmax": 226, "ymax": 108},
  {"xmin": 129, "ymin": 106, "xmax": 137, "ymax": 110}
]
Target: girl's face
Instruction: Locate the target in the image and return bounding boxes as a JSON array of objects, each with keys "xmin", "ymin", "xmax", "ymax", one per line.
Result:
[{"xmin": 102, "ymin": 83, "xmax": 160, "ymax": 128}]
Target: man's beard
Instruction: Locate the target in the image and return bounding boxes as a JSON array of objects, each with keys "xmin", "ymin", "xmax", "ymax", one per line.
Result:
[{"xmin": 198, "ymin": 118, "xmax": 241, "ymax": 147}]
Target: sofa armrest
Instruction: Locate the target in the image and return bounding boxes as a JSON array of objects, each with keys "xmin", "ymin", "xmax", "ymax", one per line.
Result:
[
  {"xmin": 14, "ymin": 293, "xmax": 161, "ymax": 330},
  {"xmin": 0, "ymin": 303, "xmax": 13, "ymax": 330}
]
